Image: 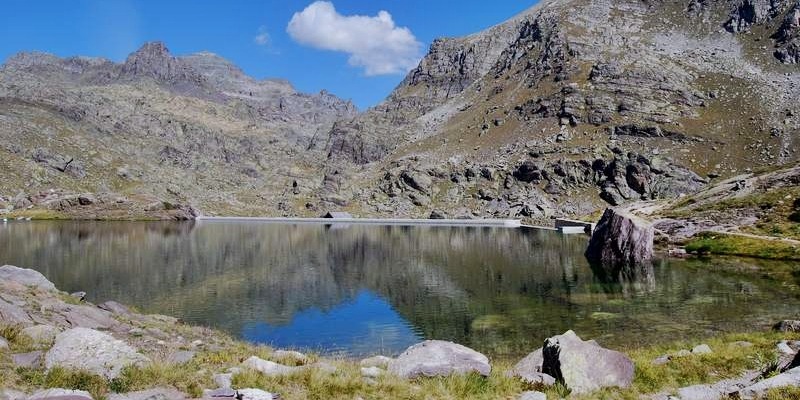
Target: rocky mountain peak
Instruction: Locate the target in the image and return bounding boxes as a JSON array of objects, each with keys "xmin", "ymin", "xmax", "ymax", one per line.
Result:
[{"xmin": 120, "ymin": 41, "xmax": 202, "ymax": 85}]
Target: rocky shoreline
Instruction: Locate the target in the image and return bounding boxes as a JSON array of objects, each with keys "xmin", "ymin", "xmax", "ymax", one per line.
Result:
[{"xmin": 2, "ymin": 265, "xmax": 800, "ymax": 399}]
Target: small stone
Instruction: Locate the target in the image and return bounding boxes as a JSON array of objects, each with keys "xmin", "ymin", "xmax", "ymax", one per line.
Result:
[
  {"xmin": 674, "ymin": 349, "xmax": 692, "ymax": 357},
  {"xmin": 777, "ymin": 341, "xmax": 796, "ymax": 355},
  {"xmin": 361, "ymin": 366, "xmax": 383, "ymax": 378},
  {"xmin": 167, "ymin": 350, "xmax": 195, "ymax": 365},
  {"xmin": 12, "ymin": 351, "xmax": 44, "ymax": 368},
  {"xmin": 236, "ymin": 389, "xmax": 278, "ymax": 400},
  {"xmin": 205, "ymin": 388, "xmax": 235, "ymax": 398},
  {"xmin": 22, "ymin": 325, "xmax": 60, "ymax": 344},
  {"xmin": 70, "ymin": 292, "xmax": 86, "ymax": 301},
  {"xmin": 652, "ymin": 355, "xmax": 672, "ymax": 365},
  {"xmin": 691, "ymin": 344, "xmax": 712, "ymax": 355},
  {"xmin": 29, "ymin": 389, "xmax": 93, "ymax": 400},
  {"xmin": 518, "ymin": 391, "xmax": 547, "ymax": 400},
  {"xmin": 213, "ymin": 373, "xmax": 233, "ymax": 389},
  {"xmin": 360, "ymin": 355, "xmax": 392, "ymax": 369},
  {"xmin": 733, "ymin": 341, "xmax": 753, "ymax": 347},
  {"xmin": 272, "ymin": 350, "xmax": 308, "ymax": 364},
  {"xmin": 0, "ymin": 336, "xmax": 9, "ymax": 350},
  {"xmin": 191, "ymin": 340, "xmax": 203, "ymax": 347},
  {"xmin": 242, "ymin": 356, "xmax": 304, "ymax": 377}
]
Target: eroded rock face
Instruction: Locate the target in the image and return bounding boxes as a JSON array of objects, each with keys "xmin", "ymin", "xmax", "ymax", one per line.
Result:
[
  {"xmin": 585, "ymin": 208, "xmax": 654, "ymax": 267},
  {"xmin": 45, "ymin": 327, "xmax": 150, "ymax": 379},
  {"xmin": 388, "ymin": 340, "xmax": 491, "ymax": 379},
  {"xmin": 541, "ymin": 330, "xmax": 634, "ymax": 394}
]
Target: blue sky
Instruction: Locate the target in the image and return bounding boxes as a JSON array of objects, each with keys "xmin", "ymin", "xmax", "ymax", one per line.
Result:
[{"xmin": 0, "ymin": 1, "xmax": 536, "ymax": 109}]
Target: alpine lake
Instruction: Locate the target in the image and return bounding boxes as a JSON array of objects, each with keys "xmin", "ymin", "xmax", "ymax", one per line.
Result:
[{"xmin": 2, "ymin": 220, "xmax": 799, "ymax": 359}]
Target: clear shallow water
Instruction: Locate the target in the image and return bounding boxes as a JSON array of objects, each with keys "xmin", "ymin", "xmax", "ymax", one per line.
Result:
[{"xmin": 1, "ymin": 220, "xmax": 799, "ymax": 358}]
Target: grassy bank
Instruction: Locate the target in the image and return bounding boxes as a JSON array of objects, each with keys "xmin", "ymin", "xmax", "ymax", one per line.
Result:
[
  {"xmin": 685, "ymin": 232, "xmax": 800, "ymax": 261},
  {"xmin": 3, "ymin": 326, "xmax": 799, "ymax": 400}
]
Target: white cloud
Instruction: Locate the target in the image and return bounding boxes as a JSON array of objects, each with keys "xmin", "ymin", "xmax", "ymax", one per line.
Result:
[
  {"xmin": 286, "ymin": 1, "xmax": 422, "ymax": 76},
  {"xmin": 254, "ymin": 26, "xmax": 271, "ymax": 46}
]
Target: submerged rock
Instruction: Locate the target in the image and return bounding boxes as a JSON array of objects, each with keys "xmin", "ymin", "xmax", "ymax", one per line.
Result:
[
  {"xmin": 45, "ymin": 327, "xmax": 149, "ymax": 379},
  {"xmin": 388, "ymin": 340, "xmax": 491, "ymax": 379},
  {"xmin": 541, "ymin": 330, "xmax": 634, "ymax": 394},
  {"xmin": 585, "ymin": 208, "xmax": 654, "ymax": 267}
]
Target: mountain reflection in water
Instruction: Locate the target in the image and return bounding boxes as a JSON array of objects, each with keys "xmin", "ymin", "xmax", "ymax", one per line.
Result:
[{"xmin": 1, "ymin": 220, "xmax": 799, "ymax": 358}]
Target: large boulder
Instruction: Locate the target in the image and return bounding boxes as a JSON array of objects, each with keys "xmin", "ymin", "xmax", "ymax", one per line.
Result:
[
  {"xmin": 541, "ymin": 330, "xmax": 634, "ymax": 394},
  {"xmin": 0, "ymin": 265, "xmax": 56, "ymax": 291},
  {"xmin": 388, "ymin": 340, "xmax": 491, "ymax": 379},
  {"xmin": 585, "ymin": 208, "xmax": 654, "ymax": 267},
  {"xmin": 45, "ymin": 327, "xmax": 150, "ymax": 379},
  {"xmin": 509, "ymin": 348, "xmax": 556, "ymax": 386}
]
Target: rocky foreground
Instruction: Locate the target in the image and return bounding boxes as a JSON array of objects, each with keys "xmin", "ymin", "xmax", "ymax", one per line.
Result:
[{"xmin": 2, "ymin": 265, "xmax": 800, "ymax": 399}]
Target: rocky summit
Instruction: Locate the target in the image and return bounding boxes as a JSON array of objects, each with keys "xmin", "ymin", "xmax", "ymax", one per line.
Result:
[{"xmin": 1, "ymin": 1, "xmax": 799, "ymax": 223}]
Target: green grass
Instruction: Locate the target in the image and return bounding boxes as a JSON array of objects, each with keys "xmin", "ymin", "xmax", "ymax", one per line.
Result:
[{"xmin": 685, "ymin": 232, "xmax": 800, "ymax": 261}]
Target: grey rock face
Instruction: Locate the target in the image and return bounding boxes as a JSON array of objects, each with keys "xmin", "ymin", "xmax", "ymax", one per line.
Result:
[
  {"xmin": 774, "ymin": 3, "xmax": 800, "ymax": 63},
  {"xmin": 0, "ymin": 265, "xmax": 56, "ymax": 291},
  {"xmin": 45, "ymin": 327, "xmax": 150, "ymax": 379},
  {"xmin": 585, "ymin": 208, "xmax": 654, "ymax": 267},
  {"xmin": 541, "ymin": 330, "xmax": 634, "ymax": 394},
  {"xmin": 388, "ymin": 340, "xmax": 491, "ymax": 379}
]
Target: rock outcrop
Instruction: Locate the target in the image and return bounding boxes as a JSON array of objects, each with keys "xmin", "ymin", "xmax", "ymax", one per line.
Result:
[
  {"xmin": 45, "ymin": 327, "xmax": 150, "ymax": 379},
  {"xmin": 388, "ymin": 340, "xmax": 491, "ymax": 379},
  {"xmin": 0, "ymin": 265, "xmax": 57, "ymax": 291},
  {"xmin": 585, "ymin": 208, "xmax": 654, "ymax": 267},
  {"xmin": 541, "ymin": 330, "xmax": 634, "ymax": 394}
]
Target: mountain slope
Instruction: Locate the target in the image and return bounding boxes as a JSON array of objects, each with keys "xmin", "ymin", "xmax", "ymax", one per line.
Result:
[
  {"xmin": 318, "ymin": 0, "xmax": 800, "ymax": 222},
  {"xmin": 1, "ymin": 1, "xmax": 799, "ymax": 222},
  {"xmin": 0, "ymin": 42, "xmax": 356, "ymax": 218}
]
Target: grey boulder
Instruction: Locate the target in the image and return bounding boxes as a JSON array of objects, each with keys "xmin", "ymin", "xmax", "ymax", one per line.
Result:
[
  {"xmin": 518, "ymin": 391, "xmax": 547, "ymax": 400},
  {"xmin": 360, "ymin": 355, "xmax": 392, "ymax": 369},
  {"xmin": 45, "ymin": 327, "xmax": 150, "ymax": 379},
  {"xmin": 388, "ymin": 340, "xmax": 491, "ymax": 379},
  {"xmin": 22, "ymin": 324, "xmax": 60, "ymax": 344},
  {"xmin": 236, "ymin": 389, "xmax": 279, "ymax": 400},
  {"xmin": 12, "ymin": 351, "xmax": 44, "ymax": 368},
  {"xmin": 735, "ymin": 366, "xmax": 800, "ymax": 399},
  {"xmin": 242, "ymin": 356, "xmax": 305, "ymax": 376},
  {"xmin": 0, "ymin": 265, "xmax": 56, "ymax": 291},
  {"xmin": 541, "ymin": 330, "xmax": 634, "ymax": 394},
  {"xmin": 585, "ymin": 208, "xmax": 654, "ymax": 267}
]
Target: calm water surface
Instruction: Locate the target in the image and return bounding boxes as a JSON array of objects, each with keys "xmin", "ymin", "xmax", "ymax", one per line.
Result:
[{"xmin": 1, "ymin": 220, "xmax": 799, "ymax": 358}]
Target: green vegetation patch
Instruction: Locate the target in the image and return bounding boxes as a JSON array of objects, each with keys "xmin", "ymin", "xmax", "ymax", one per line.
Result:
[{"xmin": 685, "ymin": 232, "xmax": 800, "ymax": 261}]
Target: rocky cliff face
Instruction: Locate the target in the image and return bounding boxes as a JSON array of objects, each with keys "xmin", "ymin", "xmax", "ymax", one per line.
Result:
[
  {"xmin": 316, "ymin": 0, "xmax": 800, "ymax": 222},
  {"xmin": 1, "ymin": 1, "xmax": 799, "ymax": 222}
]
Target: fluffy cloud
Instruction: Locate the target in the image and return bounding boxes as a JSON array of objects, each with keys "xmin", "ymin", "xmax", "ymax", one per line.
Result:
[
  {"xmin": 254, "ymin": 26, "xmax": 271, "ymax": 46},
  {"xmin": 287, "ymin": 1, "xmax": 422, "ymax": 76}
]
